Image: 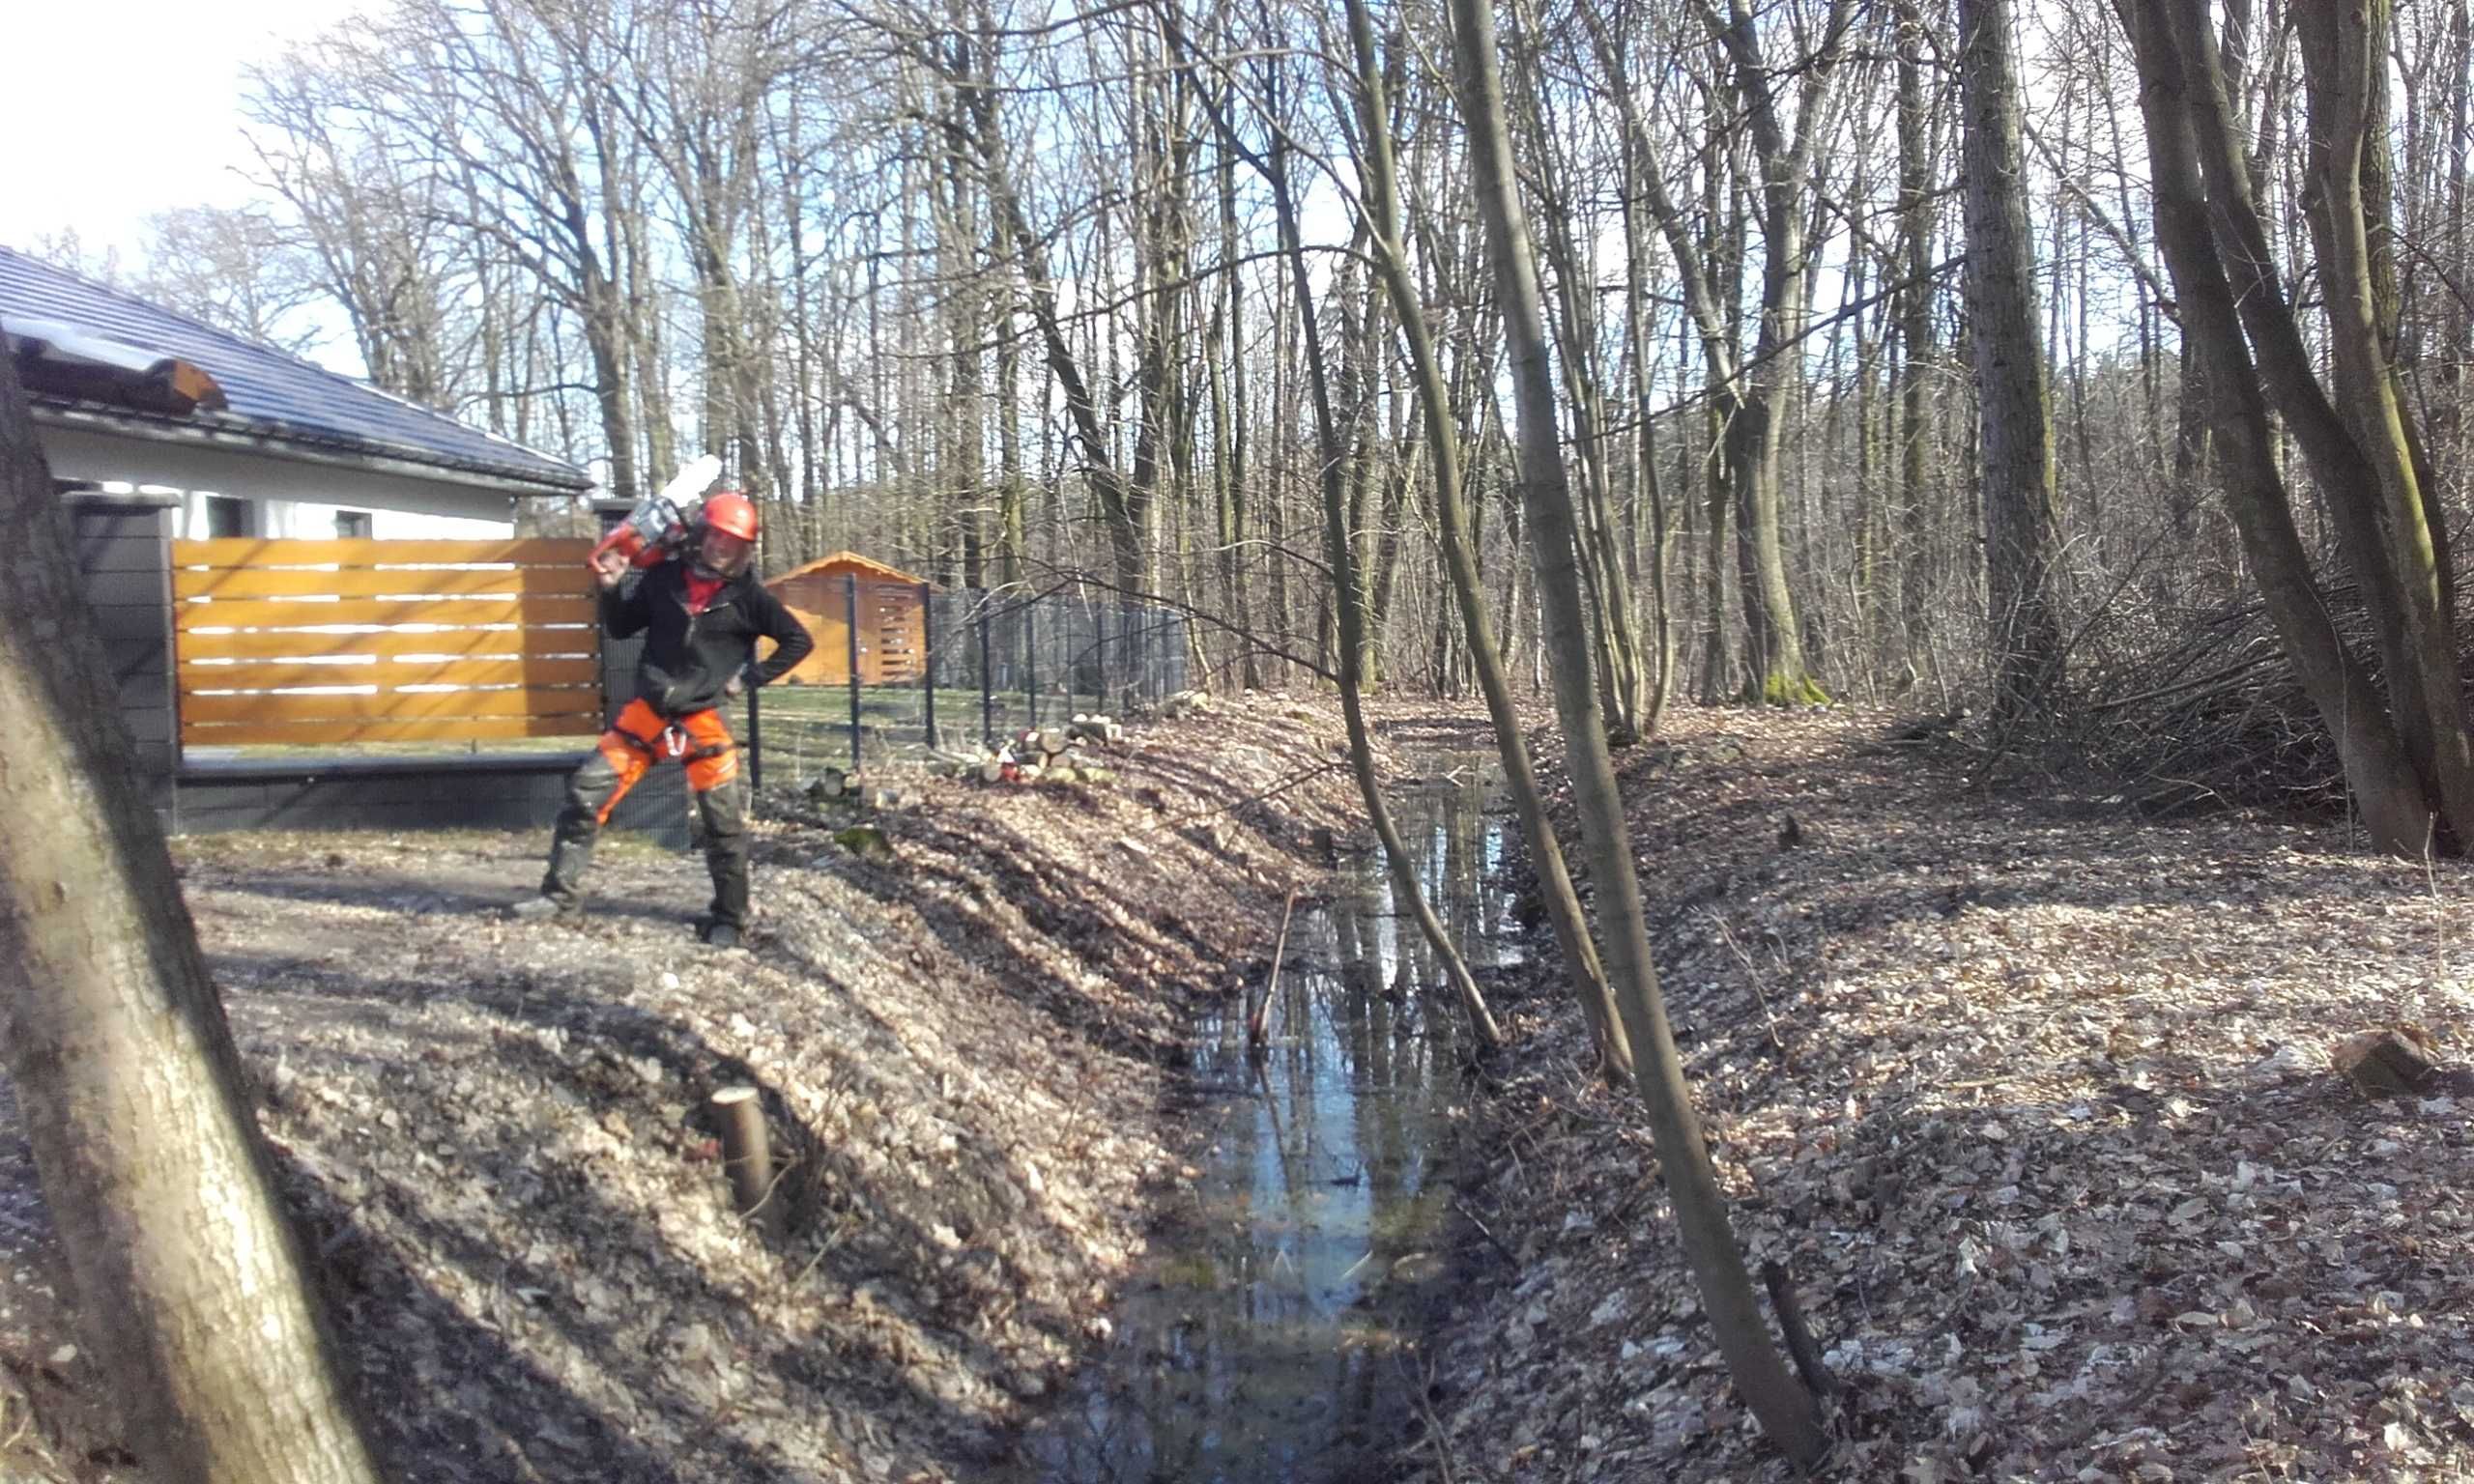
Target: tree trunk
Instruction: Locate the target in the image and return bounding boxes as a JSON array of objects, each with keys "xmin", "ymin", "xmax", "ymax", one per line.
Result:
[
  {"xmin": 2118, "ymin": 0, "xmax": 2439, "ymax": 855},
  {"xmin": 2291, "ymin": 0, "xmax": 2474, "ymax": 843},
  {"xmin": 1339, "ymin": 0, "xmax": 1632, "ymax": 1085},
  {"xmin": 1895, "ymin": 0, "xmax": 1938, "ymax": 681},
  {"xmin": 1451, "ymin": 0, "xmax": 1827, "ymax": 1460},
  {"xmin": 1960, "ymin": 0, "xmax": 2066, "ymax": 724},
  {"xmin": 0, "ymin": 353, "xmax": 382, "ymax": 1481},
  {"xmin": 1252, "ymin": 58, "xmax": 1502, "ymax": 1054}
]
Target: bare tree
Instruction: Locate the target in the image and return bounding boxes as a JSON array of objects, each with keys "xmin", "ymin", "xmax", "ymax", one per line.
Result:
[
  {"xmin": 1959, "ymin": 0, "xmax": 2065, "ymax": 722},
  {"xmin": 1452, "ymin": 0, "xmax": 1827, "ymax": 1458},
  {"xmin": 0, "ymin": 345, "xmax": 381, "ymax": 1481}
]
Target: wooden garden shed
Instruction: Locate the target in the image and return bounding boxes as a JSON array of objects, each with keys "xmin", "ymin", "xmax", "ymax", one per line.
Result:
[{"xmin": 763, "ymin": 551, "xmax": 931, "ymax": 685}]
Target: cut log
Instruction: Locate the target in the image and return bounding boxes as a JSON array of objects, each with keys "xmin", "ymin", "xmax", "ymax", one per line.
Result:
[
  {"xmin": 806, "ymin": 767, "xmax": 851, "ymax": 801},
  {"xmin": 978, "ymin": 760, "xmax": 1005, "ymax": 784},
  {"xmin": 1044, "ymin": 765, "xmax": 1080, "ymax": 785},
  {"xmin": 1036, "ymin": 728, "xmax": 1071, "ymax": 756},
  {"xmin": 2335, "ymin": 1030, "xmax": 2438, "ymax": 1098},
  {"xmin": 710, "ymin": 1087, "xmax": 775, "ymax": 1225},
  {"xmin": 1078, "ymin": 765, "xmax": 1115, "ymax": 785},
  {"xmin": 832, "ymin": 825, "xmax": 896, "ymax": 860}
]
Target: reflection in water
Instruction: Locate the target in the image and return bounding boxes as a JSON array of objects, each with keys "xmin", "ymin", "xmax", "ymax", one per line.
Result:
[{"xmin": 1011, "ymin": 756, "xmax": 1515, "ymax": 1483}]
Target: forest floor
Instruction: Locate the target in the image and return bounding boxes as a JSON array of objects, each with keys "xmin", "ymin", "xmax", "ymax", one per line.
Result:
[
  {"xmin": 0, "ymin": 693, "xmax": 1375, "ymax": 1483},
  {"xmin": 4, "ymin": 699, "xmax": 2470, "ymax": 1483},
  {"xmin": 1418, "ymin": 705, "xmax": 2474, "ymax": 1484}
]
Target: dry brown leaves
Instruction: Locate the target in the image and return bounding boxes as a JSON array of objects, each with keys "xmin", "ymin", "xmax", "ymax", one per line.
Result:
[{"xmin": 1421, "ymin": 706, "xmax": 2474, "ymax": 1484}]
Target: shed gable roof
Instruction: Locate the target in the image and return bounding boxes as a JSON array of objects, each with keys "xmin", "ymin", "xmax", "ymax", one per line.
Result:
[
  {"xmin": 0, "ymin": 246, "xmax": 591, "ymax": 495},
  {"xmin": 767, "ymin": 551, "xmax": 931, "ymax": 587}
]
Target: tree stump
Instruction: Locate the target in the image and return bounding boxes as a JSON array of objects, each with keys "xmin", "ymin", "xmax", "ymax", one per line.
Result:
[{"xmin": 2334, "ymin": 1030, "xmax": 2437, "ymax": 1098}]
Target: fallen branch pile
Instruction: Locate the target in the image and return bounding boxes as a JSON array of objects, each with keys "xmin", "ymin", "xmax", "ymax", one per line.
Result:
[{"xmin": 2063, "ymin": 588, "xmax": 2474, "ymax": 818}]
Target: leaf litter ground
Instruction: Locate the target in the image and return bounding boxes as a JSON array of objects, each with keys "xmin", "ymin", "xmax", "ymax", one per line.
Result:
[
  {"xmin": 4, "ymin": 700, "xmax": 2469, "ymax": 1482},
  {"xmin": 1416, "ymin": 706, "xmax": 2474, "ymax": 1483}
]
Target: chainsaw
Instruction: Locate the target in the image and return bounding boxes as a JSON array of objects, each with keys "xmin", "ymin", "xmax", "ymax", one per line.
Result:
[{"xmin": 590, "ymin": 454, "xmax": 724, "ymax": 571}]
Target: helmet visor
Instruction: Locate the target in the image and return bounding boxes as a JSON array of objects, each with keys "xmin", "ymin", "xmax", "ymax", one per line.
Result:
[{"xmin": 697, "ymin": 528, "xmax": 753, "ymax": 577}]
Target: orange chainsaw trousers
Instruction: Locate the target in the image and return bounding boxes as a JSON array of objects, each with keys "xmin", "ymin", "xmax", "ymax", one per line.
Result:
[
  {"xmin": 538, "ymin": 699, "xmax": 751, "ymax": 928},
  {"xmin": 592, "ymin": 698, "xmax": 739, "ymax": 820}
]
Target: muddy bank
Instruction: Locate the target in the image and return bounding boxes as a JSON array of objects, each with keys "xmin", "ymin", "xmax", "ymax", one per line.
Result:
[
  {"xmin": 1413, "ymin": 707, "xmax": 2474, "ymax": 1482},
  {"xmin": 0, "ymin": 695, "xmax": 1378, "ymax": 1483}
]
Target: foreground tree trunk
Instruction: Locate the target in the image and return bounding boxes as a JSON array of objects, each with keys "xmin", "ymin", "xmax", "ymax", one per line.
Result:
[
  {"xmin": 1960, "ymin": 0, "xmax": 2066, "ymax": 723},
  {"xmin": 1340, "ymin": 0, "xmax": 1632, "ymax": 1086},
  {"xmin": 0, "ymin": 358, "xmax": 383, "ymax": 1476},
  {"xmin": 1450, "ymin": 0, "xmax": 1827, "ymax": 1461}
]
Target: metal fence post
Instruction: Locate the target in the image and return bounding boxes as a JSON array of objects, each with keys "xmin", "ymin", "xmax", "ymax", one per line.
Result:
[
  {"xmin": 920, "ymin": 582, "xmax": 938, "ymax": 752},
  {"xmin": 1025, "ymin": 598, "xmax": 1039, "ymax": 728},
  {"xmin": 745, "ymin": 644, "xmax": 762, "ymax": 795},
  {"xmin": 1094, "ymin": 600, "xmax": 1108, "ymax": 716},
  {"xmin": 978, "ymin": 597, "xmax": 993, "ymax": 744},
  {"xmin": 847, "ymin": 573, "xmax": 863, "ymax": 772}
]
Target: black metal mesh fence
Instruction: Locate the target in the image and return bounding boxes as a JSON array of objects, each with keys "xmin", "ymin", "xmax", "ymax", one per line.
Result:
[{"xmin": 732, "ymin": 585, "xmax": 1192, "ymax": 789}]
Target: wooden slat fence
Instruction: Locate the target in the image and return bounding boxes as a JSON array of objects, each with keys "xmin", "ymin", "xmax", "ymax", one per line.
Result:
[{"xmin": 172, "ymin": 537, "xmax": 604, "ymax": 747}]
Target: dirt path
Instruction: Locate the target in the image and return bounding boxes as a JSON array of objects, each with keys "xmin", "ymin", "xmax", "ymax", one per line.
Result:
[
  {"xmin": 0, "ymin": 696, "xmax": 1380, "ymax": 1483},
  {"xmin": 1418, "ymin": 706, "xmax": 2474, "ymax": 1482}
]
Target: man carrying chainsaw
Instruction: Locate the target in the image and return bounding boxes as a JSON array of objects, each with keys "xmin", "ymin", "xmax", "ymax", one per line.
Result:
[{"xmin": 510, "ymin": 485, "xmax": 813, "ymax": 947}]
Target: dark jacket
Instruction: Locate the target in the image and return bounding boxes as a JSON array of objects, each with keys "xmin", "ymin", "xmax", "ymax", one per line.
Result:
[{"xmin": 602, "ymin": 559, "xmax": 815, "ymax": 718}]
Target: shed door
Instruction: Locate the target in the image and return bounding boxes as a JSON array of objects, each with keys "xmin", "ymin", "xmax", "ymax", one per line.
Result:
[{"xmin": 866, "ymin": 583, "xmax": 919, "ymax": 683}]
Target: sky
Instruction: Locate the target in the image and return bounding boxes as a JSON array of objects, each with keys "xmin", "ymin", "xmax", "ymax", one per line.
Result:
[{"xmin": 0, "ymin": 0, "xmax": 348, "ymax": 267}]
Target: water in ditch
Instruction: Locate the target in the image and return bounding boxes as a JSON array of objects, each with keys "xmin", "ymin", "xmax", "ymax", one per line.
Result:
[{"xmin": 1011, "ymin": 753, "xmax": 1520, "ymax": 1482}]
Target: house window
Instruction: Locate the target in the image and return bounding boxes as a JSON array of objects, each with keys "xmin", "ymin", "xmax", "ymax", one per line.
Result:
[
  {"xmin": 204, "ymin": 496, "xmax": 253, "ymax": 538},
  {"xmin": 334, "ymin": 509, "xmax": 373, "ymax": 539}
]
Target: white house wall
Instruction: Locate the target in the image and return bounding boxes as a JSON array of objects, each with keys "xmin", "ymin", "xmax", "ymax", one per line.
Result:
[{"xmin": 38, "ymin": 424, "xmax": 533, "ymax": 538}]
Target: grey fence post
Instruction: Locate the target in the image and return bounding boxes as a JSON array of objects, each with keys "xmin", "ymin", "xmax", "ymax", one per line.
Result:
[
  {"xmin": 68, "ymin": 492, "xmax": 179, "ymax": 827},
  {"xmin": 1025, "ymin": 598, "xmax": 1039, "ymax": 728},
  {"xmin": 978, "ymin": 598, "xmax": 993, "ymax": 744},
  {"xmin": 920, "ymin": 582, "xmax": 938, "ymax": 752},
  {"xmin": 847, "ymin": 573, "xmax": 862, "ymax": 772},
  {"xmin": 744, "ymin": 644, "xmax": 762, "ymax": 795}
]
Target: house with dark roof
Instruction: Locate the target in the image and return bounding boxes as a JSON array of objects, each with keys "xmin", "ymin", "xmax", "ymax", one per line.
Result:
[
  {"xmin": 1, "ymin": 245, "xmax": 662, "ymax": 841},
  {"xmin": 0, "ymin": 244, "xmax": 592, "ymax": 532}
]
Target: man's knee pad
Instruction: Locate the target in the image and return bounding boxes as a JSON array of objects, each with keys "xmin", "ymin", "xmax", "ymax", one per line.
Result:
[
  {"xmin": 695, "ymin": 780, "xmax": 747, "ymax": 840},
  {"xmin": 569, "ymin": 754, "xmax": 623, "ymax": 807}
]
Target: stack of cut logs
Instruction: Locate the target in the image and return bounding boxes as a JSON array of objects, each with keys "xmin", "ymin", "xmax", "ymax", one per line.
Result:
[
  {"xmin": 804, "ymin": 767, "xmax": 916, "ymax": 809},
  {"xmin": 947, "ymin": 713, "xmax": 1125, "ymax": 786},
  {"xmin": 813, "ymin": 691, "xmax": 1214, "ymax": 796}
]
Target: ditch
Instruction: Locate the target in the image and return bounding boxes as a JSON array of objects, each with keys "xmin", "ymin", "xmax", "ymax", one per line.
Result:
[{"xmin": 1013, "ymin": 753, "xmax": 1519, "ymax": 1481}]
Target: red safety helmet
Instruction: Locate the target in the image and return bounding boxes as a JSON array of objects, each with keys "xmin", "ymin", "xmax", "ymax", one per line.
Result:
[{"xmin": 703, "ymin": 490, "xmax": 759, "ymax": 542}]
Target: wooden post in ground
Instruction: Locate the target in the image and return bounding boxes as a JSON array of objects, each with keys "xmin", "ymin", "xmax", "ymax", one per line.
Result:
[{"xmin": 711, "ymin": 1086, "xmax": 774, "ymax": 1224}]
